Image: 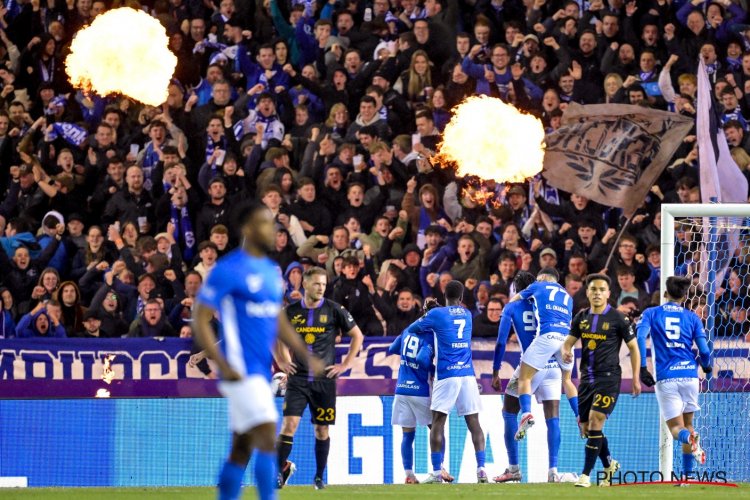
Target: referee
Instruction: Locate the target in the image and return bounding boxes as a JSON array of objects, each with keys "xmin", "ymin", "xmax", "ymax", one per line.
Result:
[
  {"xmin": 276, "ymin": 267, "xmax": 364, "ymax": 490},
  {"xmin": 562, "ymin": 274, "xmax": 641, "ymax": 488}
]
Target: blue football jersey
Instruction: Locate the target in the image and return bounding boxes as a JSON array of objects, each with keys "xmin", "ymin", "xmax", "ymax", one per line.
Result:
[
  {"xmin": 494, "ymin": 299, "xmax": 558, "ymax": 371},
  {"xmin": 519, "ymin": 281, "xmax": 572, "ymax": 335},
  {"xmin": 389, "ymin": 330, "xmax": 432, "ymax": 397},
  {"xmin": 196, "ymin": 249, "xmax": 283, "ymax": 381},
  {"xmin": 409, "ymin": 306, "xmax": 474, "ymax": 380},
  {"xmin": 637, "ymin": 302, "xmax": 706, "ymax": 381}
]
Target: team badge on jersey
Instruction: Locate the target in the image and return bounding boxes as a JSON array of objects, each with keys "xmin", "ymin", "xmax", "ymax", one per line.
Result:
[
  {"xmin": 588, "ymin": 340, "xmax": 597, "ymax": 350},
  {"xmin": 304, "ymin": 333, "xmax": 315, "ymax": 344},
  {"xmin": 246, "ymin": 275, "xmax": 263, "ymax": 293},
  {"xmin": 602, "ymin": 322, "xmax": 609, "ymax": 330},
  {"xmin": 319, "ymin": 314, "xmax": 327, "ymax": 323}
]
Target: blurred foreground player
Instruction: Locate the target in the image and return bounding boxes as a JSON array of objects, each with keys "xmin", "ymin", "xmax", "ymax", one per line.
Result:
[
  {"xmin": 409, "ymin": 280, "xmax": 488, "ymax": 483},
  {"xmin": 193, "ymin": 200, "xmax": 322, "ymax": 500},
  {"xmin": 493, "ymin": 271, "xmax": 580, "ymax": 483},
  {"xmin": 562, "ymin": 274, "xmax": 641, "ymax": 487},
  {"xmin": 276, "ymin": 267, "xmax": 364, "ymax": 490},
  {"xmin": 637, "ymin": 276, "xmax": 711, "ymax": 479}
]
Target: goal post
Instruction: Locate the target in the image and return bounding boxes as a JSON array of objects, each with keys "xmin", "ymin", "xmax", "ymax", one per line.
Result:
[{"xmin": 659, "ymin": 203, "xmax": 750, "ymax": 481}]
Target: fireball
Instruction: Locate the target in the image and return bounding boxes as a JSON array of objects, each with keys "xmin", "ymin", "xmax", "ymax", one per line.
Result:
[
  {"xmin": 66, "ymin": 8, "xmax": 177, "ymax": 106},
  {"xmin": 434, "ymin": 95, "xmax": 545, "ymax": 183}
]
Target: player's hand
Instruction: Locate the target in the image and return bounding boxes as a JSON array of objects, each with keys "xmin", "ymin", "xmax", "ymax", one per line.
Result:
[
  {"xmin": 278, "ymin": 359, "xmax": 297, "ymax": 375},
  {"xmin": 640, "ymin": 366, "xmax": 655, "ymax": 387},
  {"xmin": 701, "ymin": 364, "xmax": 712, "ymax": 375},
  {"xmin": 491, "ymin": 373, "xmax": 502, "ymax": 392},
  {"xmin": 325, "ymin": 363, "xmax": 348, "ymax": 378},
  {"xmin": 631, "ymin": 377, "xmax": 641, "ymax": 397},
  {"xmin": 562, "ymin": 348, "xmax": 574, "ymax": 364}
]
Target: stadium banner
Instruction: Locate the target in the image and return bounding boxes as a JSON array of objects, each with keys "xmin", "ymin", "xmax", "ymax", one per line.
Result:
[
  {"xmin": 3, "ymin": 394, "xmax": 748, "ymax": 486},
  {"xmin": 0, "ymin": 338, "xmax": 747, "ymax": 398}
]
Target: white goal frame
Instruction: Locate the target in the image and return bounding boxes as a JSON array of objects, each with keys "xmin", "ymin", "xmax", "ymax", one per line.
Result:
[{"xmin": 659, "ymin": 203, "xmax": 750, "ymax": 477}]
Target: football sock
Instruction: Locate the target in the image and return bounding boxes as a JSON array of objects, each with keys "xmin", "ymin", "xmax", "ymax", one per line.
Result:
[
  {"xmin": 475, "ymin": 450, "xmax": 486, "ymax": 469},
  {"xmin": 315, "ymin": 438, "xmax": 330, "ymax": 479},
  {"xmin": 254, "ymin": 451, "xmax": 277, "ymax": 500},
  {"xmin": 519, "ymin": 394, "xmax": 532, "ymax": 415},
  {"xmin": 583, "ymin": 429, "xmax": 603, "ymax": 476},
  {"xmin": 568, "ymin": 396, "xmax": 580, "ymax": 418},
  {"xmin": 599, "ymin": 435, "xmax": 611, "ymax": 468},
  {"xmin": 677, "ymin": 429, "xmax": 691, "ymax": 445},
  {"xmin": 218, "ymin": 461, "xmax": 245, "ymax": 500},
  {"xmin": 502, "ymin": 411, "xmax": 519, "ymax": 466},
  {"xmin": 682, "ymin": 453, "xmax": 694, "ymax": 477},
  {"xmin": 277, "ymin": 434, "xmax": 293, "ymax": 471},
  {"xmin": 401, "ymin": 430, "xmax": 415, "ymax": 472},
  {"xmin": 431, "ymin": 452, "xmax": 442, "ymax": 473},
  {"xmin": 546, "ymin": 417, "xmax": 560, "ymax": 469}
]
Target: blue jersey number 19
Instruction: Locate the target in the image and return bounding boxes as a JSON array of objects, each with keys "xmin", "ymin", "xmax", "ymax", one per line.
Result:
[{"xmin": 403, "ymin": 335, "xmax": 419, "ymax": 358}]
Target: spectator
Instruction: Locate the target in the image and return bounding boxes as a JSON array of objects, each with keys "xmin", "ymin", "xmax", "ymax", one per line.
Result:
[
  {"xmin": 16, "ymin": 301, "xmax": 66, "ymax": 338},
  {"xmin": 128, "ymin": 299, "xmax": 177, "ymax": 337},
  {"xmin": 0, "ymin": 289, "xmax": 15, "ymax": 338},
  {"xmin": 472, "ymin": 296, "xmax": 502, "ymax": 338},
  {"xmin": 53, "ymin": 281, "xmax": 85, "ymax": 337},
  {"xmin": 73, "ymin": 309, "xmax": 104, "ymax": 338}
]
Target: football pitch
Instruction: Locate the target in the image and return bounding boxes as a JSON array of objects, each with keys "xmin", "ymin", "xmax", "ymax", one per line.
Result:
[{"xmin": 2, "ymin": 483, "xmax": 748, "ymax": 499}]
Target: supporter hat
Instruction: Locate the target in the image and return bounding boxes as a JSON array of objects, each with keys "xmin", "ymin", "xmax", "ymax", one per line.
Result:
[
  {"xmin": 68, "ymin": 213, "xmax": 85, "ymax": 224},
  {"xmin": 507, "ymin": 185, "xmax": 525, "ymax": 197},
  {"xmin": 299, "ymin": 256, "xmax": 315, "ymax": 266},
  {"xmin": 523, "ymin": 34, "xmax": 540, "ymax": 44},
  {"xmin": 540, "ymin": 247, "xmax": 557, "ymax": 260},
  {"xmin": 403, "ymin": 243, "xmax": 422, "ymax": 257},
  {"xmin": 225, "ymin": 16, "xmax": 243, "ymax": 28},
  {"xmin": 43, "ymin": 210, "xmax": 65, "ymax": 227},
  {"xmin": 208, "ymin": 176, "xmax": 226, "ymax": 188},
  {"xmin": 83, "ymin": 309, "xmax": 101, "ymax": 321}
]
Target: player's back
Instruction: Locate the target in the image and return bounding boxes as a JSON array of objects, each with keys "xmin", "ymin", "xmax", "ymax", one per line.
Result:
[
  {"xmin": 639, "ymin": 303, "xmax": 705, "ymax": 381},
  {"xmin": 520, "ymin": 281, "xmax": 572, "ymax": 335},
  {"xmin": 416, "ymin": 306, "xmax": 474, "ymax": 380},
  {"xmin": 197, "ymin": 249, "xmax": 283, "ymax": 380},
  {"xmin": 502, "ymin": 300, "xmax": 537, "ymax": 352},
  {"xmin": 391, "ymin": 330, "xmax": 432, "ymax": 397}
]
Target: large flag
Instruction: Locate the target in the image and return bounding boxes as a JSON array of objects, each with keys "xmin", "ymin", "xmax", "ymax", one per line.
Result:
[
  {"xmin": 696, "ymin": 58, "xmax": 748, "ymax": 296},
  {"xmin": 542, "ymin": 103, "xmax": 693, "ymax": 217},
  {"xmin": 696, "ymin": 58, "xmax": 748, "ymax": 203}
]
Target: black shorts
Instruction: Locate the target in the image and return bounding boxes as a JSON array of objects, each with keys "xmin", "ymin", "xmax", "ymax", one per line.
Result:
[
  {"xmin": 283, "ymin": 376, "xmax": 337, "ymax": 425},
  {"xmin": 578, "ymin": 377, "xmax": 620, "ymax": 422}
]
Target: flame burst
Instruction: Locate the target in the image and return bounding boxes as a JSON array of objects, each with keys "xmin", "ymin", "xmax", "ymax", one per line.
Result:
[
  {"xmin": 66, "ymin": 8, "xmax": 176, "ymax": 106},
  {"xmin": 435, "ymin": 95, "xmax": 545, "ymax": 183}
]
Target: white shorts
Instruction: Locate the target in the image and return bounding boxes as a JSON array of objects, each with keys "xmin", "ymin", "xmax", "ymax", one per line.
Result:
[
  {"xmin": 505, "ymin": 364, "xmax": 562, "ymax": 403},
  {"xmin": 431, "ymin": 376, "xmax": 482, "ymax": 416},
  {"xmin": 655, "ymin": 377, "xmax": 700, "ymax": 421},
  {"xmin": 392, "ymin": 394, "xmax": 433, "ymax": 427},
  {"xmin": 520, "ymin": 333, "xmax": 573, "ymax": 372},
  {"xmin": 218, "ymin": 375, "xmax": 279, "ymax": 434}
]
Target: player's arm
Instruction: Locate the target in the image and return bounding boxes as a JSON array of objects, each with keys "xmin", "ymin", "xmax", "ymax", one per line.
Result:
[
  {"xmin": 561, "ymin": 312, "xmax": 581, "ymax": 363},
  {"xmin": 273, "ymin": 339, "xmax": 295, "ymax": 374},
  {"xmin": 693, "ymin": 315, "xmax": 712, "ymax": 375},
  {"xmin": 192, "ymin": 302, "xmax": 240, "ymax": 381},
  {"xmin": 492, "ymin": 311, "xmax": 513, "ymax": 390},
  {"xmin": 277, "ymin": 311, "xmax": 325, "ymax": 376},
  {"xmin": 636, "ymin": 311, "xmax": 656, "ymax": 387},
  {"xmin": 327, "ymin": 306, "xmax": 364, "ymax": 378},
  {"xmin": 416, "ymin": 339, "xmax": 434, "ymax": 370},
  {"xmin": 626, "ymin": 337, "xmax": 641, "ymax": 397},
  {"xmin": 387, "ymin": 333, "xmax": 403, "ymax": 355},
  {"xmin": 509, "ymin": 282, "xmax": 537, "ymax": 303}
]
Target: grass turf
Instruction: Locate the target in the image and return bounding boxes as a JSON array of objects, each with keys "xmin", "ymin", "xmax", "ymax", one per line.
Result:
[{"xmin": 1, "ymin": 483, "xmax": 748, "ymax": 499}]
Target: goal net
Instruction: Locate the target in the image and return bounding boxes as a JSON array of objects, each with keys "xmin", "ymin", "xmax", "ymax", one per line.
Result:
[{"xmin": 660, "ymin": 204, "xmax": 750, "ymax": 482}]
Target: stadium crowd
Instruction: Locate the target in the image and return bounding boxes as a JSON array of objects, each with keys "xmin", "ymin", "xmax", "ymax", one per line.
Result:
[{"xmin": 0, "ymin": 0, "xmax": 749, "ymax": 341}]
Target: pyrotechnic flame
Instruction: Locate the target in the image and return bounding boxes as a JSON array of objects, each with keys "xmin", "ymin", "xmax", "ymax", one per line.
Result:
[
  {"xmin": 434, "ymin": 95, "xmax": 545, "ymax": 183},
  {"xmin": 101, "ymin": 354, "xmax": 116, "ymax": 385},
  {"xmin": 95, "ymin": 389, "xmax": 111, "ymax": 398},
  {"xmin": 65, "ymin": 8, "xmax": 177, "ymax": 106}
]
